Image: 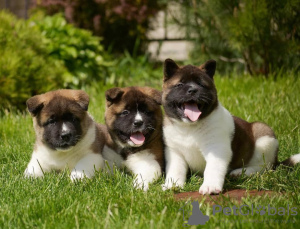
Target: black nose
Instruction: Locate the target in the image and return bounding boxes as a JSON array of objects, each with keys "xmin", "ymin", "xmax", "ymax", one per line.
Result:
[
  {"xmin": 133, "ymin": 120, "xmax": 144, "ymax": 127},
  {"xmin": 188, "ymin": 87, "xmax": 198, "ymax": 95},
  {"xmin": 61, "ymin": 132, "xmax": 71, "ymax": 141}
]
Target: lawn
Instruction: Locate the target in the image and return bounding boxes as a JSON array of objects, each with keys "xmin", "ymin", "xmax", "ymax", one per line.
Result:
[{"xmin": 0, "ymin": 74, "xmax": 299, "ymax": 228}]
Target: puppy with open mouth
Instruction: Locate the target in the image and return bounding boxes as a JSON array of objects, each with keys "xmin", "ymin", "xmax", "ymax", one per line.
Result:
[
  {"xmin": 24, "ymin": 89, "xmax": 105, "ymax": 180},
  {"xmin": 161, "ymin": 59, "xmax": 300, "ymax": 194},
  {"xmin": 102, "ymin": 86, "xmax": 164, "ymax": 191}
]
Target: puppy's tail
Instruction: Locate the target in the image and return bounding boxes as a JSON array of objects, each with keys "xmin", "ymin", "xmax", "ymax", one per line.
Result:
[{"xmin": 277, "ymin": 154, "xmax": 300, "ymax": 167}]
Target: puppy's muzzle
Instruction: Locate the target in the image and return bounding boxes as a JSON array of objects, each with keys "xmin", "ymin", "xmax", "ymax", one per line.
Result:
[
  {"xmin": 133, "ymin": 120, "xmax": 144, "ymax": 128},
  {"xmin": 60, "ymin": 131, "xmax": 72, "ymax": 142}
]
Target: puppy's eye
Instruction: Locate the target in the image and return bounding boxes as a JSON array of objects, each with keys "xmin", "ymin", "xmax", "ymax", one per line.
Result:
[
  {"xmin": 197, "ymin": 81, "xmax": 205, "ymax": 87},
  {"xmin": 71, "ymin": 116, "xmax": 79, "ymax": 122},
  {"xmin": 46, "ymin": 119, "xmax": 56, "ymax": 125},
  {"xmin": 141, "ymin": 109, "xmax": 151, "ymax": 115},
  {"xmin": 70, "ymin": 115, "xmax": 78, "ymax": 122},
  {"xmin": 175, "ymin": 83, "xmax": 184, "ymax": 88},
  {"xmin": 120, "ymin": 110, "xmax": 129, "ymax": 116},
  {"xmin": 138, "ymin": 105, "xmax": 152, "ymax": 115}
]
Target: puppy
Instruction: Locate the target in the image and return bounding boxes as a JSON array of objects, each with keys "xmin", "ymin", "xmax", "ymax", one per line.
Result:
[
  {"xmin": 24, "ymin": 89, "xmax": 105, "ymax": 180},
  {"xmin": 102, "ymin": 86, "xmax": 164, "ymax": 191},
  {"xmin": 161, "ymin": 59, "xmax": 300, "ymax": 194}
]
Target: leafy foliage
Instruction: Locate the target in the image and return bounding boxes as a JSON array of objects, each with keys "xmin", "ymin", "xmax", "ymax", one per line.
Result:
[
  {"xmin": 31, "ymin": 0, "xmax": 166, "ymax": 54},
  {"xmin": 106, "ymin": 51, "xmax": 162, "ymax": 87},
  {"xmin": 0, "ymin": 10, "xmax": 68, "ymax": 110},
  {"xmin": 0, "ymin": 11, "xmax": 112, "ymax": 109},
  {"xmin": 170, "ymin": 0, "xmax": 300, "ymax": 76},
  {"xmin": 30, "ymin": 12, "xmax": 112, "ymax": 87}
]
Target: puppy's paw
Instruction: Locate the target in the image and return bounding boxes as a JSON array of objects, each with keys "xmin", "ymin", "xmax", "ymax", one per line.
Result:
[
  {"xmin": 70, "ymin": 171, "xmax": 86, "ymax": 182},
  {"xmin": 24, "ymin": 169, "xmax": 34, "ymax": 178},
  {"xmin": 161, "ymin": 183, "xmax": 173, "ymax": 191},
  {"xmin": 24, "ymin": 167, "xmax": 44, "ymax": 178},
  {"xmin": 133, "ymin": 179, "xmax": 149, "ymax": 191},
  {"xmin": 229, "ymin": 168, "xmax": 244, "ymax": 177},
  {"xmin": 161, "ymin": 181, "xmax": 183, "ymax": 191},
  {"xmin": 199, "ymin": 183, "xmax": 222, "ymax": 195}
]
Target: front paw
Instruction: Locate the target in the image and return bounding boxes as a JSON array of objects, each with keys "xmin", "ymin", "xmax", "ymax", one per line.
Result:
[
  {"xmin": 133, "ymin": 179, "xmax": 149, "ymax": 191},
  {"xmin": 24, "ymin": 167, "xmax": 44, "ymax": 178},
  {"xmin": 161, "ymin": 183, "xmax": 177, "ymax": 191},
  {"xmin": 199, "ymin": 183, "xmax": 222, "ymax": 195},
  {"xmin": 161, "ymin": 180, "xmax": 183, "ymax": 191},
  {"xmin": 70, "ymin": 171, "xmax": 86, "ymax": 181}
]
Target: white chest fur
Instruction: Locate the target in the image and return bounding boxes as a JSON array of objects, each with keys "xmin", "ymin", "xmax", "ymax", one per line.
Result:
[
  {"xmin": 163, "ymin": 104, "xmax": 235, "ymax": 193},
  {"xmin": 164, "ymin": 104, "xmax": 234, "ymax": 172}
]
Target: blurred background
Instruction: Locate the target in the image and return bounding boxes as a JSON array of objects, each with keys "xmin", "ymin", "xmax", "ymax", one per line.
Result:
[{"xmin": 0, "ymin": 0, "xmax": 299, "ymax": 110}]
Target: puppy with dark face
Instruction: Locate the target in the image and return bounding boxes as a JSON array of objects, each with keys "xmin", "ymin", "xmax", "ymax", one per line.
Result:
[
  {"xmin": 162, "ymin": 59, "xmax": 300, "ymax": 194},
  {"xmin": 24, "ymin": 89, "xmax": 105, "ymax": 180},
  {"xmin": 102, "ymin": 87, "xmax": 164, "ymax": 191}
]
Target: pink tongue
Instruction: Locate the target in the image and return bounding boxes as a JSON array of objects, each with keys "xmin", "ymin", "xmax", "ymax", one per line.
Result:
[
  {"xmin": 184, "ymin": 103, "xmax": 202, "ymax": 122},
  {"xmin": 130, "ymin": 132, "xmax": 145, "ymax": 145}
]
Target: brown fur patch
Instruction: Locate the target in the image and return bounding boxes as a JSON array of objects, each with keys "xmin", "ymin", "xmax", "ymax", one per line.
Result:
[
  {"xmin": 251, "ymin": 122, "xmax": 276, "ymax": 139},
  {"xmin": 90, "ymin": 123, "xmax": 107, "ymax": 154},
  {"xmin": 230, "ymin": 117, "xmax": 255, "ymax": 169}
]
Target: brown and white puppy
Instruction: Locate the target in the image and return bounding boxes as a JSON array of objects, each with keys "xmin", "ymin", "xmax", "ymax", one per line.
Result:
[
  {"xmin": 24, "ymin": 89, "xmax": 105, "ymax": 180},
  {"xmin": 102, "ymin": 86, "xmax": 164, "ymax": 191},
  {"xmin": 162, "ymin": 59, "xmax": 300, "ymax": 194}
]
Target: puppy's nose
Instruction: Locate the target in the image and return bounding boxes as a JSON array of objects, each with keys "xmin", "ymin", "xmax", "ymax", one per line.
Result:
[
  {"xmin": 133, "ymin": 120, "xmax": 144, "ymax": 127},
  {"xmin": 188, "ymin": 87, "xmax": 198, "ymax": 95},
  {"xmin": 61, "ymin": 132, "xmax": 71, "ymax": 141}
]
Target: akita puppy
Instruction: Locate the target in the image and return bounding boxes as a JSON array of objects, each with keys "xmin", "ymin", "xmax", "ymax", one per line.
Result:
[
  {"xmin": 24, "ymin": 89, "xmax": 105, "ymax": 180},
  {"xmin": 161, "ymin": 59, "xmax": 300, "ymax": 194},
  {"xmin": 102, "ymin": 86, "xmax": 164, "ymax": 191}
]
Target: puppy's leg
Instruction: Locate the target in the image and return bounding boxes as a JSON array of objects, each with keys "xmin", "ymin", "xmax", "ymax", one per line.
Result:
[
  {"xmin": 162, "ymin": 148, "xmax": 188, "ymax": 190},
  {"xmin": 102, "ymin": 145, "xmax": 123, "ymax": 174},
  {"xmin": 230, "ymin": 136, "xmax": 278, "ymax": 176},
  {"xmin": 230, "ymin": 166, "xmax": 262, "ymax": 176},
  {"xmin": 199, "ymin": 146, "xmax": 231, "ymax": 195},
  {"xmin": 24, "ymin": 155, "xmax": 45, "ymax": 178},
  {"xmin": 70, "ymin": 153, "xmax": 104, "ymax": 181},
  {"xmin": 123, "ymin": 151, "xmax": 161, "ymax": 191}
]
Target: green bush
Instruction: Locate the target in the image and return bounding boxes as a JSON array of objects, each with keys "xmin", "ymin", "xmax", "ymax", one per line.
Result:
[
  {"xmin": 30, "ymin": 12, "xmax": 112, "ymax": 87},
  {"xmin": 171, "ymin": 0, "xmax": 299, "ymax": 76},
  {"xmin": 107, "ymin": 51, "xmax": 161, "ymax": 87},
  {"xmin": 0, "ymin": 10, "xmax": 68, "ymax": 110},
  {"xmin": 0, "ymin": 11, "xmax": 114, "ymax": 110},
  {"xmin": 32, "ymin": 0, "xmax": 165, "ymax": 54}
]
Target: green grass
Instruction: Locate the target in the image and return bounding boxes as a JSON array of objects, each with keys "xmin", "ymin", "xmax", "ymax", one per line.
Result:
[{"xmin": 0, "ymin": 74, "xmax": 299, "ymax": 228}]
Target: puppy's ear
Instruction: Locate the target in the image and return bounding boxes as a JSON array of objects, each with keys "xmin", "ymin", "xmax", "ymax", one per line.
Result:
[
  {"xmin": 164, "ymin": 58, "xmax": 179, "ymax": 82},
  {"xmin": 141, "ymin": 87, "xmax": 162, "ymax": 105},
  {"xmin": 26, "ymin": 95, "xmax": 44, "ymax": 116},
  {"xmin": 105, "ymin": 88, "xmax": 124, "ymax": 107},
  {"xmin": 199, "ymin": 60, "xmax": 216, "ymax": 78},
  {"xmin": 73, "ymin": 90, "xmax": 89, "ymax": 111}
]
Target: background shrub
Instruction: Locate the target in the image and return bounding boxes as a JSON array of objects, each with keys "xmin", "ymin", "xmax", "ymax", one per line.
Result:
[
  {"xmin": 31, "ymin": 0, "xmax": 165, "ymax": 54},
  {"xmin": 170, "ymin": 0, "xmax": 299, "ymax": 76},
  {"xmin": 0, "ymin": 11, "xmax": 113, "ymax": 110},
  {"xmin": 30, "ymin": 12, "xmax": 112, "ymax": 87},
  {"xmin": 106, "ymin": 51, "xmax": 161, "ymax": 87},
  {"xmin": 0, "ymin": 11, "xmax": 68, "ymax": 110}
]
